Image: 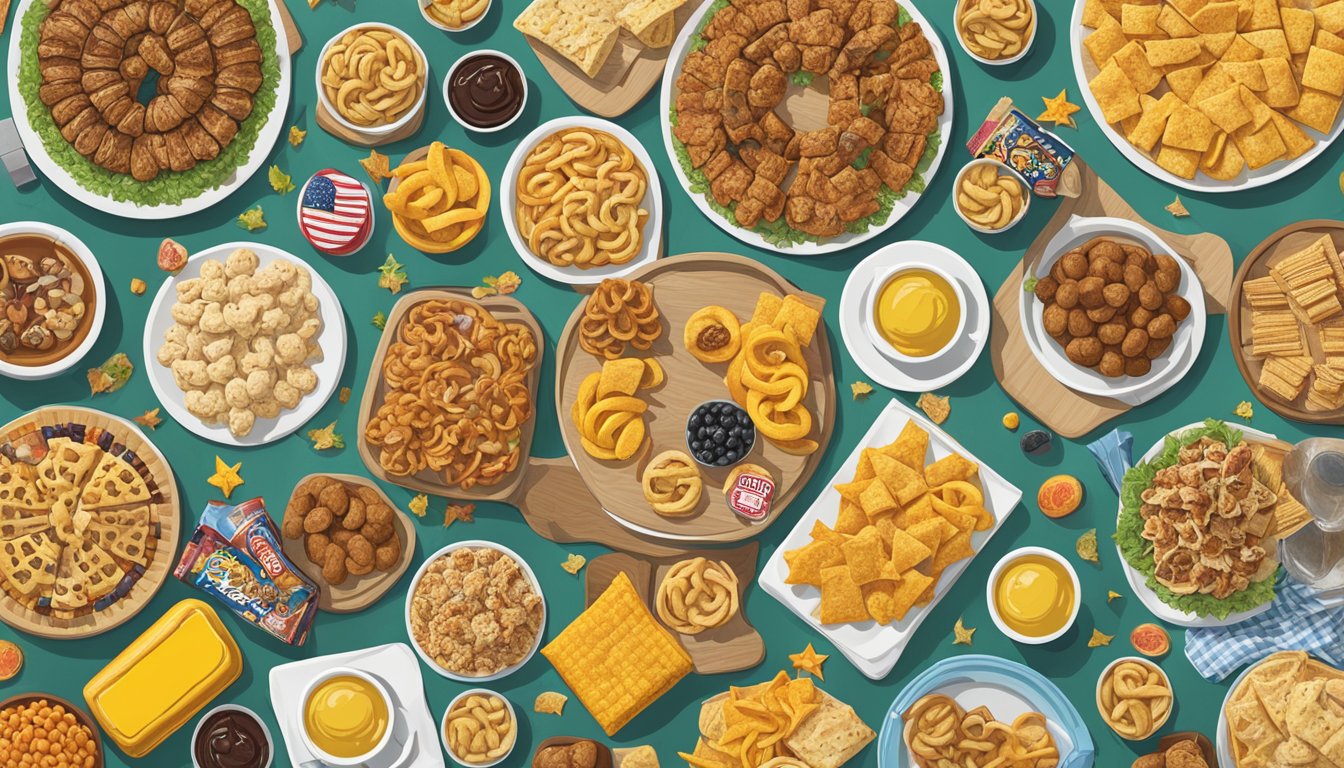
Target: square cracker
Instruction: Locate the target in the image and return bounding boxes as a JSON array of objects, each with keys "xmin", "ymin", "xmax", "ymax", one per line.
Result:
[
  {"xmin": 1204, "ymin": 133, "xmax": 1248, "ymax": 179},
  {"xmin": 1147, "ymin": 37, "xmax": 1203, "ymax": 65},
  {"xmin": 1159, "ymin": 4, "xmax": 1200, "ymax": 35},
  {"xmin": 1225, "ymin": 59, "xmax": 1270, "ymax": 89},
  {"xmin": 1171, "ymin": 0, "xmax": 1211, "ymax": 19},
  {"xmin": 784, "ymin": 697, "xmax": 876, "ymax": 768},
  {"xmin": 1287, "ymin": 87, "xmax": 1343, "ymax": 131},
  {"xmin": 1192, "ymin": 1, "xmax": 1240, "ymax": 31},
  {"xmin": 1190, "ymin": 62, "xmax": 1237, "ymax": 102},
  {"xmin": 1260, "ymin": 57, "xmax": 1302, "ymax": 107},
  {"xmin": 1271, "ymin": 109, "xmax": 1317, "ymax": 157},
  {"xmin": 1239, "ymin": 84, "xmax": 1278, "ymax": 127},
  {"xmin": 818, "ymin": 565, "xmax": 870, "ymax": 624},
  {"xmin": 1084, "ymin": 0, "xmax": 1115, "ymax": 27},
  {"xmin": 1200, "ymin": 86, "xmax": 1254, "ymax": 131},
  {"xmin": 1167, "ymin": 63, "xmax": 1211, "ymax": 100},
  {"xmin": 1086, "ymin": 15, "xmax": 1132, "ymax": 67},
  {"xmin": 1247, "ymin": 0, "xmax": 1283, "ymax": 30},
  {"xmin": 1303, "ymin": 45, "xmax": 1344, "ymax": 95},
  {"xmin": 1114, "ymin": 41, "xmax": 1164, "ymax": 91},
  {"xmin": 1156, "ymin": 144, "xmax": 1203, "ymax": 177},
  {"xmin": 1163, "ymin": 103, "xmax": 1221, "ymax": 149},
  {"xmin": 1316, "ymin": 1, "xmax": 1344, "ymax": 34},
  {"xmin": 1315, "ymin": 28, "xmax": 1344, "ymax": 54},
  {"xmin": 1233, "ymin": 121, "xmax": 1289, "ymax": 167},
  {"xmin": 1283, "ymin": 8, "xmax": 1317, "ymax": 52},
  {"xmin": 1123, "ymin": 3, "xmax": 1163, "ymax": 34},
  {"xmin": 1131, "ymin": 91, "xmax": 1183, "ymax": 149},
  {"xmin": 1090, "ymin": 62, "xmax": 1143, "ymax": 123}
]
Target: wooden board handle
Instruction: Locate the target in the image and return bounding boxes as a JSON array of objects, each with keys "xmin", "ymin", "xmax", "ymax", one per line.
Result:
[{"xmin": 277, "ymin": 0, "xmax": 303, "ymax": 56}]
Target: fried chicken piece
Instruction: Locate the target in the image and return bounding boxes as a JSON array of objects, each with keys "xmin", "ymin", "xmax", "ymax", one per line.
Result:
[
  {"xmin": 800, "ymin": 45, "xmax": 837, "ymax": 73},
  {"xmin": 39, "ymin": 81, "xmax": 83, "ymax": 107},
  {"xmin": 710, "ymin": 161, "xmax": 753, "ymax": 206},
  {"xmin": 847, "ymin": 115, "xmax": 886, "ymax": 145},
  {"xmin": 774, "ymin": 41, "xmax": 802, "ymax": 71},
  {"xmin": 673, "ymin": 110, "xmax": 723, "ymax": 147},
  {"xmin": 182, "ymin": 117, "xmax": 221, "ymax": 162},
  {"xmin": 676, "ymin": 70, "xmax": 715, "ymax": 93},
  {"xmin": 93, "ymin": 130, "xmax": 133, "ymax": 175},
  {"xmin": 703, "ymin": 5, "xmax": 754, "ymax": 39},
  {"xmin": 805, "ymin": 171, "xmax": 841, "ymax": 203},
  {"xmin": 211, "ymin": 86, "xmax": 255, "ymax": 121},
  {"xmin": 748, "ymin": 64, "xmax": 787, "ymax": 108},
  {"xmin": 683, "ymin": 50, "xmax": 729, "ymax": 87},
  {"xmin": 73, "ymin": 119, "xmax": 109, "ymax": 156},
  {"xmin": 829, "ymin": 100, "xmax": 861, "ymax": 128},
  {"xmin": 744, "ymin": 0, "xmax": 788, "ymax": 29},
  {"xmin": 758, "ymin": 110, "xmax": 795, "ymax": 155},
  {"xmin": 750, "ymin": 177, "xmax": 787, "ymax": 221},
  {"xmin": 749, "ymin": 148, "xmax": 790, "ymax": 184},
  {"xmin": 702, "ymin": 149, "xmax": 734, "ymax": 181},
  {"xmin": 677, "ymin": 90, "xmax": 724, "ymax": 116},
  {"xmin": 798, "ymin": 127, "xmax": 839, "ymax": 157},
  {"xmin": 735, "ymin": 198, "xmax": 765, "ymax": 229},
  {"xmin": 830, "ymin": 24, "xmax": 895, "ymax": 74},
  {"xmin": 215, "ymin": 38, "xmax": 263, "ymax": 68},
  {"xmin": 687, "ymin": 130, "xmax": 728, "ymax": 167},
  {"xmin": 705, "ymin": 33, "xmax": 749, "ymax": 66},
  {"xmin": 198, "ymin": 104, "xmax": 239, "ymax": 147},
  {"xmin": 205, "ymin": 7, "xmax": 259, "ymax": 49},
  {"xmin": 869, "ymin": 149, "xmax": 914, "ymax": 191},
  {"xmin": 175, "ymin": 40, "xmax": 216, "ymax": 78},
  {"xmin": 819, "ymin": 0, "xmax": 858, "ymax": 17},
  {"xmin": 787, "ymin": 0, "xmax": 813, "ymax": 20},
  {"xmin": 883, "ymin": 131, "xmax": 927, "ymax": 167},
  {"xmin": 889, "ymin": 24, "xmax": 933, "ymax": 70},
  {"xmin": 860, "ymin": 73, "xmax": 894, "ymax": 105},
  {"xmin": 131, "ymin": 133, "xmax": 162, "ymax": 181},
  {"xmin": 836, "ymin": 128, "xmax": 868, "ymax": 164},
  {"xmin": 895, "ymin": 58, "xmax": 939, "ymax": 83},
  {"xmin": 831, "ymin": 73, "xmax": 858, "ymax": 101},
  {"xmin": 163, "ymin": 127, "xmax": 196, "ymax": 172},
  {"xmin": 789, "ymin": 9, "xmax": 844, "ymax": 47},
  {"xmin": 148, "ymin": 1, "xmax": 178, "ymax": 34},
  {"xmin": 743, "ymin": 21, "xmax": 789, "ymax": 64}
]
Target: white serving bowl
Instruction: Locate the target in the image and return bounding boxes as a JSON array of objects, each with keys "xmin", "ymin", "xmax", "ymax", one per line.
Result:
[
  {"xmin": 0, "ymin": 222, "xmax": 105, "ymax": 381},
  {"xmin": 1096, "ymin": 656, "xmax": 1173, "ymax": 740},
  {"xmin": 953, "ymin": 158, "xmax": 1030, "ymax": 233},
  {"xmin": 443, "ymin": 48, "xmax": 527, "ymax": 134},
  {"xmin": 190, "ymin": 704, "xmax": 275, "ymax": 768},
  {"xmin": 985, "ymin": 546, "xmax": 1081, "ymax": 645},
  {"xmin": 440, "ymin": 689, "xmax": 517, "ymax": 768},
  {"xmin": 404, "ymin": 540, "xmax": 546, "ymax": 682},
  {"xmin": 862, "ymin": 261, "xmax": 969, "ymax": 365},
  {"xmin": 316, "ymin": 22, "xmax": 429, "ymax": 138},
  {"xmin": 297, "ymin": 667, "xmax": 406, "ymax": 767},
  {"xmin": 953, "ymin": 0, "xmax": 1037, "ymax": 66},
  {"xmin": 418, "ymin": 0, "xmax": 491, "ymax": 32}
]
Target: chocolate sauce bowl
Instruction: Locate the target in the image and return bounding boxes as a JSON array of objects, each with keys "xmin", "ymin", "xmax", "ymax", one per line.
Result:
[{"xmin": 444, "ymin": 50, "xmax": 527, "ymax": 132}]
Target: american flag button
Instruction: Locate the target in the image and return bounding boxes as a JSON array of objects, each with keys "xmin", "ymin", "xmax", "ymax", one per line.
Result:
[{"xmin": 297, "ymin": 169, "xmax": 375, "ymax": 256}]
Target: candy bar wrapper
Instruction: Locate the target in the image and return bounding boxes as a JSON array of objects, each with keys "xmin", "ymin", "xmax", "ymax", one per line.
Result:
[
  {"xmin": 968, "ymin": 98, "xmax": 1082, "ymax": 198},
  {"xmin": 174, "ymin": 497, "xmax": 320, "ymax": 646},
  {"xmin": 1088, "ymin": 429, "xmax": 1134, "ymax": 495}
]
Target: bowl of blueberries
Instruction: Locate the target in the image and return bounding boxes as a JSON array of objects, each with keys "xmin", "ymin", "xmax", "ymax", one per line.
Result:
[{"xmin": 686, "ymin": 400, "xmax": 756, "ymax": 468}]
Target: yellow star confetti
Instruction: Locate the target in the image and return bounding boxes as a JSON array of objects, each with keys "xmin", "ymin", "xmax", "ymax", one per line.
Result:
[
  {"xmin": 851, "ymin": 381, "xmax": 874, "ymax": 399},
  {"xmin": 88, "ymin": 353, "xmax": 133, "ymax": 395},
  {"xmin": 953, "ymin": 618, "xmax": 976, "ymax": 645},
  {"xmin": 207, "ymin": 456, "xmax": 244, "ymax": 498},
  {"xmin": 338, "ymin": 387, "xmax": 351, "ymax": 404},
  {"xmin": 1235, "ymin": 401, "xmax": 1254, "ymax": 420},
  {"xmin": 408, "ymin": 493, "xmax": 428, "ymax": 518},
  {"xmin": 444, "ymin": 503, "xmax": 475, "ymax": 527},
  {"xmin": 372, "ymin": 311, "xmax": 386, "ymax": 329},
  {"xmin": 1165, "ymin": 196, "xmax": 1190, "ymax": 217},
  {"xmin": 471, "ymin": 271, "xmax": 523, "ymax": 299},
  {"xmin": 789, "ymin": 643, "xmax": 829, "ymax": 679},
  {"xmin": 288, "ymin": 126, "xmax": 306, "ymax": 147},
  {"xmin": 132, "ymin": 408, "xmax": 163, "ymax": 430},
  {"xmin": 1088, "ymin": 628, "xmax": 1114, "ymax": 648},
  {"xmin": 1037, "ymin": 89, "xmax": 1081, "ymax": 128},
  {"xmin": 268, "ymin": 165, "xmax": 295, "ymax": 195},
  {"xmin": 237, "ymin": 207, "xmax": 266, "ymax": 231},
  {"xmin": 129, "ymin": 278, "xmax": 147, "ymax": 295},
  {"xmin": 378, "ymin": 254, "xmax": 408, "ymax": 294},
  {"xmin": 561, "ymin": 554, "xmax": 587, "ymax": 574},
  {"xmin": 917, "ymin": 392, "xmax": 950, "ymax": 424},
  {"xmin": 360, "ymin": 149, "xmax": 392, "ymax": 184},
  {"xmin": 306, "ymin": 421, "xmax": 344, "ymax": 450},
  {"xmin": 1107, "ymin": 590, "xmax": 1123, "ymax": 603},
  {"xmin": 1076, "ymin": 529, "xmax": 1100, "ymax": 564}
]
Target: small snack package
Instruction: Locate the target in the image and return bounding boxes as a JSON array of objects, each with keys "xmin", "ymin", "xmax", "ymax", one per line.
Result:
[
  {"xmin": 174, "ymin": 497, "xmax": 320, "ymax": 646},
  {"xmin": 968, "ymin": 98, "xmax": 1082, "ymax": 198}
]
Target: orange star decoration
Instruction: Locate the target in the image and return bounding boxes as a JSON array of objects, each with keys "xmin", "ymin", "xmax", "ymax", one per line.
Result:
[
  {"xmin": 408, "ymin": 493, "xmax": 429, "ymax": 518},
  {"xmin": 851, "ymin": 381, "xmax": 874, "ymax": 399},
  {"xmin": 471, "ymin": 271, "xmax": 522, "ymax": 299},
  {"xmin": 789, "ymin": 643, "xmax": 828, "ymax": 680},
  {"xmin": 1165, "ymin": 196, "xmax": 1190, "ymax": 217},
  {"xmin": 360, "ymin": 149, "xmax": 392, "ymax": 184},
  {"xmin": 444, "ymin": 503, "xmax": 476, "ymax": 527},
  {"xmin": 1037, "ymin": 89, "xmax": 1081, "ymax": 129},
  {"xmin": 132, "ymin": 408, "xmax": 163, "ymax": 430},
  {"xmin": 953, "ymin": 618, "xmax": 976, "ymax": 646},
  {"xmin": 207, "ymin": 456, "xmax": 244, "ymax": 498}
]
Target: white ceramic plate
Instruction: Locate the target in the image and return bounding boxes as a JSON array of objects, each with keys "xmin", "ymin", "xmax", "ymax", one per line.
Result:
[
  {"xmin": 1069, "ymin": 0, "xmax": 1344, "ymax": 192},
  {"xmin": 1116, "ymin": 422, "xmax": 1278, "ymax": 628},
  {"xmin": 500, "ymin": 117, "xmax": 663, "ymax": 286},
  {"xmin": 759, "ymin": 399, "xmax": 1023, "ymax": 680},
  {"xmin": 0, "ymin": 222, "xmax": 106, "ymax": 381},
  {"xmin": 659, "ymin": 0, "xmax": 953, "ymax": 255},
  {"xmin": 840, "ymin": 241, "xmax": 989, "ymax": 392},
  {"xmin": 142, "ymin": 243, "xmax": 346, "ymax": 447},
  {"xmin": 315, "ymin": 23, "xmax": 429, "ymax": 138},
  {"xmin": 6, "ymin": 0, "xmax": 292, "ymax": 219},
  {"xmin": 1019, "ymin": 216, "xmax": 1205, "ymax": 406},
  {"xmin": 403, "ymin": 541, "xmax": 546, "ymax": 682}
]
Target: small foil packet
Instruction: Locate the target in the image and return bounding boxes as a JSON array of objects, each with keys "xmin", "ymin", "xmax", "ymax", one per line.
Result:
[
  {"xmin": 968, "ymin": 98, "xmax": 1082, "ymax": 198},
  {"xmin": 174, "ymin": 497, "xmax": 320, "ymax": 646},
  {"xmin": 1088, "ymin": 428, "xmax": 1135, "ymax": 495}
]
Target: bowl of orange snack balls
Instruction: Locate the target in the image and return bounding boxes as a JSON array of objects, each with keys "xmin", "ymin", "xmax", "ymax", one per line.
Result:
[{"xmin": 0, "ymin": 694, "xmax": 103, "ymax": 768}]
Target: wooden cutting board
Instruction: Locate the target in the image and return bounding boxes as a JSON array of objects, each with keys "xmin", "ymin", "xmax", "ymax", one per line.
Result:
[
  {"xmin": 315, "ymin": 101, "xmax": 425, "ymax": 147},
  {"xmin": 585, "ymin": 544, "xmax": 764, "ymax": 675},
  {"xmin": 276, "ymin": 0, "xmax": 302, "ymax": 55},
  {"xmin": 1229, "ymin": 220, "xmax": 1344, "ymax": 425},
  {"xmin": 520, "ymin": 1, "xmax": 694, "ymax": 118},
  {"xmin": 990, "ymin": 159, "xmax": 1234, "ymax": 438}
]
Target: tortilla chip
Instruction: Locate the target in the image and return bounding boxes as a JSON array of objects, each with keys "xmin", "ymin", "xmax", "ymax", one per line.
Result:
[
  {"xmin": 1172, "ymin": 0, "xmax": 1211, "ymax": 20},
  {"xmin": 1234, "ymin": 121, "xmax": 1290, "ymax": 167},
  {"xmin": 1200, "ymin": 86, "xmax": 1254, "ymax": 131},
  {"xmin": 1261, "ymin": 57, "xmax": 1302, "ymax": 107},
  {"xmin": 1130, "ymin": 95, "xmax": 1177, "ymax": 150},
  {"xmin": 1156, "ymin": 144, "xmax": 1203, "ymax": 177},
  {"xmin": 810, "ymin": 520, "xmax": 845, "ymax": 543},
  {"xmin": 1086, "ymin": 15, "xmax": 1132, "ymax": 67},
  {"xmin": 1204, "ymin": 134, "xmax": 1247, "ymax": 177},
  {"xmin": 930, "ymin": 496, "xmax": 979, "ymax": 532},
  {"xmin": 854, "ymin": 448, "xmax": 876, "ymax": 481},
  {"xmin": 1122, "ymin": 95, "xmax": 1151, "ymax": 138},
  {"xmin": 818, "ymin": 566, "xmax": 870, "ymax": 624},
  {"xmin": 1283, "ymin": 8, "xmax": 1318, "ymax": 52},
  {"xmin": 1147, "ymin": 37, "xmax": 1203, "ymax": 65},
  {"xmin": 1123, "ymin": 3, "xmax": 1163, "ymax": 33},
  {"xmin": 885, "ymin": 421, "xmax": 929, "ymax": 471},
  {"xmin": 1316, "ymin": 28, "xmax": 1344, "ymax": 54},
  {"xmin": 1316, "ymin": 0, "xmax": 1344, "ymax": 34},
  {"xmin": 774, "ymin": 295, "xmax": 822, "ymax": 346},
  {"xmin": 834, "ymin": 477, "xmax": 872, "ymax": 505},
  {"xmin": 750, "ymin": 292, "xmax": 783, "ymax": 325},
  {"xmin": 870, "ymin": 453, "xmax": 926, "ymax": 504},
  {"xmin": 1159, "ymin": 3, "xmax": 1200, "ymax": 35},
  {"xmin": 1167, "ymin": 64, "xmax": 1210, "ymax": 101},
  {"xmin": 1225, "ymin": 59, "xmax": 1270, "ymax": 89},
  {"xmin": 1201, "ymin": 130, "xmax": 1229, "ymax": 167},
  {"xmin": 889, "ymin": 528, "xmax": 933, "ymax": 572},
  {"xmin": 858, "ymin": 479, "xmax": 898, "ymax": 519},
  {"xmin": 1084, "ymin": 0, "xmax": 1115, "ymax": 26},
  {"xmin": 840, "ymin": 527, "xmax": 886, "ymax": 584},
  {"xmin": 1303, "ymin": 45, "xmax": 1344, "ymax": 95},
  {"xmin": 597, "ymin": 358, "xmax": 646, "ymax": 397},
  {"xmin": 834, "ymin": 498, "xmax": 869, "ymax": 535},
  {"xmin": 861, "ymin": 580, "xmax": 901, "ymax": 624},
  {"xmin": 1240, "ymin": 84, "xmax": 1278, "ymax": 127},
  {"xmin": 930, "ymin": 529, "xmax": 976, "ymax": 573},
  {"xmin": 891, "ymin": 493, "xmax": 938, "ymax": 528},
  {"xmin": 1221, "ymin": 33, "xmax": 1266, "ymax": 60},
  {"xmin": 1287, "ymin": 86, "xmax": 1343, "ymax": 130},
  {"xmin": 924, "ymin": 454, "xmax": 978, "ymax": 487},
  {"xmin": 784, "ymin": 539, "xmax": 844, "ymax": 585},
  {"xmin": 1200, "ymin": 30, "xmax": 1238, "ymax": 56},
  {"xmin": 1114, "ymin": 40, "xmax": 1164, "ymax": 91},
  {"xmin": 1246, "ymin": 29, "xmax": 1292, "ymax": 57},
  {"xmin": 905, "ymin": 518, "xmax": 946, "ymax": 553},
  {"xmin": 1248, "ymin": 0, "xmax": 1282, "ymax": 29},
  {"xmin": 1189, "ymin": 62, "xmax": 1237, "ymax": 103},
  {"xmin": 1193, "ymin": 1, "xmax": 1240, "ymax": 31},
  {"xmin": 1164, "ymin": 103, "xmax": 1221, "ymax": 149},
  {"xmin": 1271, "ymin": 109, "xmax": 1317, "ymax": 157},
  {"xmin": 535, "ymin": 692, "xmax": 568, "ymax": 714},
  {"xmin": 888, "ymin": 571, "xmax": 933, "ymax": 622}
]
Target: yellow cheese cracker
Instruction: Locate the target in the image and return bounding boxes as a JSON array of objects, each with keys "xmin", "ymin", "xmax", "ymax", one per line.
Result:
[
  {"xmin": 1090, "ymin": 62, "xmax": 1143, "ymax": 123},
  {"xmin": 1302, "ymin": 45, "xmax": 1344, "ymax": 95}
]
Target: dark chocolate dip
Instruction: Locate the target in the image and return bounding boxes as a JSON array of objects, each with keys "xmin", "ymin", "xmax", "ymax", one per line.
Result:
[
  {"xmin": 448, "ymin": 54, "xmax": 524, "ymax": 129},
  {"xmin": 193, "ymin": 708, "xmax": 270, "ymax": 768}
]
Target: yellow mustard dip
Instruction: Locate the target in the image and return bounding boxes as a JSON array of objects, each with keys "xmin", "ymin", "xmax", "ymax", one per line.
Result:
[
  {"xmin": 304, "ymin": 675, "xmax": 389, "ymax": 758},
  {"xmin": 873, "ymin": 269, "xmax": 960, "ymax": 357},
  {"xmin": 994, "ymin": 554, "xmax": 1075, "ymax": 637}
]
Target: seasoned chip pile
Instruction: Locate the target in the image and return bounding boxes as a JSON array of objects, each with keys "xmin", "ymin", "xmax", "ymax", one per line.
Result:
[
  {"xmin": 783, "ymin": 420, "xmax": 988, "ymax": 625},
  {"xmin": 541, "ymin": 572, "xmax": 692, "ymax": 736},
  {"xmin": 1138, "ymin": 436, "xmax": 1278, "ymax": 600},
  {"xmin": 37, "ymin": 0, "xmax": 265, "ymax": 181},
  {"xmin": 514, "ymin": 0, "xmax": 689, "ymax": 77},
  {"xmin": 673, "ymin": 0, "xmax": 943, "ymax": 239},
  {"xmin": 1246, "ymin": 234, "xmax": 1344, "ymax": 409},
  {"xmin": 1226, "ymin": 651, "xmax": 1344, "ymax": 767},
  {"xmin": 1080, "ymin": 0, "xmax": 1343, "ymax": 181}
]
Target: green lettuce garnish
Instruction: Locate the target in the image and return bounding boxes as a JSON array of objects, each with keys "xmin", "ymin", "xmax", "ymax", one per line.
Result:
[
  {"xmin": 18, "ymin": 0, "xmax": 281, "ymax": 207},
  {"xmin": 1115, "ymin": 419, "xmax": 1279, "ymax": 619}
]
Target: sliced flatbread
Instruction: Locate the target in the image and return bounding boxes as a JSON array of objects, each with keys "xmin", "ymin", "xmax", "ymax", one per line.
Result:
[
  {"xmin": 0, "ymin": 461, "xmax": 46, "ymax": 510},
  {"xmin": 79, "ymin": 453, "xmax": 151, "ymax": 510},
  {"xmin": 51, "ymin": 538, "xmax": 122, "ymax": 610},
  {"xmin": 85, "ymin": 507, "xmax": 151, "ymax": 566},
  {"xmin": 34, "ymin": 438, "xmax": 101, "ymax": 497},
  {"xmin": 0, "ymin": 530, "xmax": 62, "ymax": 597},
  {"xmin": 0, "ymin": 506, "xmax": 53, "ymax": 541}
]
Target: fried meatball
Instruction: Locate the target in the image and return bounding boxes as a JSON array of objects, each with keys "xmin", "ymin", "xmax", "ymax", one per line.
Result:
[
  {"xmin": 1043, "ymin": 304, "xmax": 1068, "ymax": 337},
  {"xmin": 1124, "ymin": 245, "xmax": 1152, "ymax": 270},
  {"xmin": 1131, "ymin": 306, "xmax": 1154, "ymax": 327},
  {"xmin": 1068, "ymin": 309, "xmax": 1095, "ymax": 337},
  {"xmin": 346, "ymin": 534, "xmax": 375, "ymax": 567},
  {"xmin": 1050, "ymin": 259, "xmax": 1068, "ymax": 284},
  {"xmin": 282, "ymin": 514, "xmax": 304, "ymax": 540},
  {"xmin": 1148, "ymin": 313, "xmax": 1177, "ymax": 339},
  {"xmin": 361, "ymin": 522, "xmax": 394, "ymax": 545},
  {"xmin": 1034, "ymin": 276, "xmax": 1060, "ymax": 303},
  {"xmin": 1147, "ymin": 336, "xmax": 1172, "ymax": 358},
  {"xmin": 342, "ymin": 496, "xmax": 367, "ymax": 530},
  {"xmin": 1154, "ymin": 267, "xmax": 1180, "ymax": 293},
  {"xmin": 303, "ymin": 506, "xmax": 333, "ymax": 534},
  {"xmin": 1087, "ymin": 305, "xmax": 1118, "ymax": 323},
  {"xmin": 1139, "ymin": 281, "xmax": 1164, "ymax": 310},
  {"xmin": 323, "ymin": 545, "xmax": 348, "ymax": 585},
  {"xmin": 1165, "ymin": 295, "xmax": 1191, "ymax": 321},
  {"xmin": 287, "ymin": 492, "xmax": 314, "ymax": 517},
  {"xmin": 1089, "ymin": 259, "xmax": 1122, "ymax": 282},
  {"xmin": 1098, "ymin": 322, "xmax": 1128, "ymax": 345},
  {"xmin": 1066, "ymin": 337, "xmax": 1103, "ymax": 367},
  {"xmin": 318, "ymin": 482, "xmax": 349, "ymax": 516},
  {"xmin": 1061, "ymin": 251, "xmax": 1088, "ymax": 279},
  {"xmin": 1078, "ymin": 276, "xmax": 1107, "ymax": 309},
  {"xmin": 365, "ymin": 502, "xmax": 394, "ymax": 527},
  {"xmin": 1103, "ymin": 283, "xmax": 1131, "ymax": 308},
  {"xmin": 1125, "ymin": 357, "xmax": 1152, "ymax": 377},
  {"xmin": 1088, "ymin": 239, "xmax": 1124, "ymax": 263},
  {"xmin": 1122, "ymin": 327, "xmax": 1150, "ymax": 357},
  {"xmin": 305, "ymin": 532, "xmax": 330, "ymax": 563},
  {"xmin": 374, "ymin": 536, "xmax": 402, "ymax": 571},
  {"xmin": 346, "ymin": 556, "xmax": 375, "ymax": 577},
  {"xmin": 1055, "ymin": 281, "xmax": 1080, "ymax": 309},
  {"xmin": 1123, "ymin": 264, "xmax": 1147, "ymax": 292},
  {"xmin": 331, "ymin": 529, "xmax": 355, "ymax": 548},
  {"xmin": 1098, "ymin": 350, "xmax": 1125, "ymax": 377}
]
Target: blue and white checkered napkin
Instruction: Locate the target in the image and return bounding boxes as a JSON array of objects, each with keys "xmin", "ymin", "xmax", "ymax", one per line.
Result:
[{"xmin": 1186, "ymin": 575, "xmax": 1344, "ymax": 682}]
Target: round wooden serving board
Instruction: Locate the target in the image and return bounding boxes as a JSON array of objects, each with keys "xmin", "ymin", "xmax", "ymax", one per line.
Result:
[
  {"xmin": 356, "ymin": 288, "xmax": 544, "ymax": 503},
  {"xmin": 0, "ymin": 692, "xmax": 105, "ymax": 768},
  {"xmin": 554, "ymin": 252, "xmax": 836, "ymax": 542},
  {"xmin": 0, "ymin": 407, "xmax": 180, "ymax": 640},
  {"xmin": 1229, "ymin": 220, "xmax": 1344, "ymax": 425},
  {"xmin": 279, "ymin": 474, "xmax": 416, "ymax": 614},
  {"xmin": 316, "ymin": 100, "xmax": 425, "ymax": 148}
]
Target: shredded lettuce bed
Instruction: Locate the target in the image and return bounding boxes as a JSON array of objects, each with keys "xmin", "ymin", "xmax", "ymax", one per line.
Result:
[
  {"xmin": 669, "ymin": 0, "xmax": 942, "ymax": 249},
  {"xmin": 1115, "ymin": 418, "xmax": 1278, "ymax": 619},
  {"xmin": 18, "ymin": 0, "xmax": 280, "ymax": 206}
]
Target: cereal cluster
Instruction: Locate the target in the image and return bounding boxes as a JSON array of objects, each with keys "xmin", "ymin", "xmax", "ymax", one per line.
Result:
[{"xmin": 0, "ymin": 699, "xmax": 98, "ymax": 768}]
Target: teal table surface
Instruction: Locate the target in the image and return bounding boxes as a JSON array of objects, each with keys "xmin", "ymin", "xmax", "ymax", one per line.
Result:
[{"xmin": 1, "ymin": 0, "xmax": 1342, "ymax": 766}]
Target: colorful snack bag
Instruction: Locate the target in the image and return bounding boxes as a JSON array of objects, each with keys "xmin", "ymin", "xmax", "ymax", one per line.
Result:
[{"xmin": 968, "ymin": 98, "xmax": 1082, "ymax": 198}]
